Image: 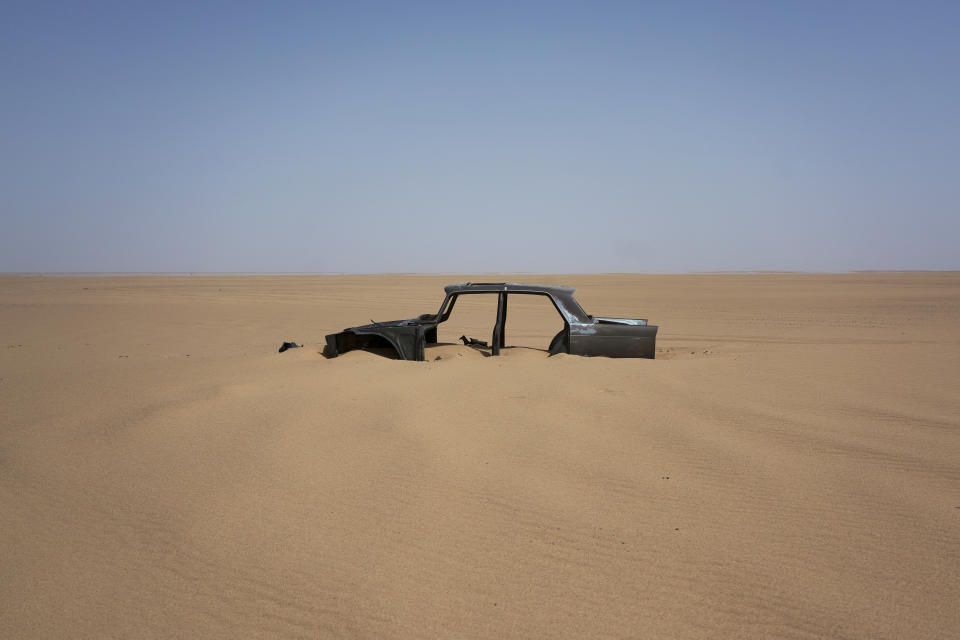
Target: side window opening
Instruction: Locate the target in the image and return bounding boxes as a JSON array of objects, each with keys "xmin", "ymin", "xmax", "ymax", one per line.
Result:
[
  {"xmin": 501, "ymin": 293, "xmax": 567, "ymax": 352},
  {"xmin": 436, "ymin": 293, "xmax": 501, "ymax": 346}
]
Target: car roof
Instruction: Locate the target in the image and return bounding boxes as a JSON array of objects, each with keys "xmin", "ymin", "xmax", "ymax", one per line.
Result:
[
  {"xmin": 443, "ymin": 282, "xmax": 575, "ymax": 295},
  {"xmin": 442, "ymin": 282, "xmax": 589, "ymax": 321}
]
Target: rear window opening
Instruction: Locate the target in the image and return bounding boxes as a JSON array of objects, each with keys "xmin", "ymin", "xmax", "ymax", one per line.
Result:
[
  {"xmin": 436, "ymin": 293, "xmax": 500, "ymax": 347},
  {"xmin": 334, "ymin": 333, "xmax": 401, "ymax": 359}
]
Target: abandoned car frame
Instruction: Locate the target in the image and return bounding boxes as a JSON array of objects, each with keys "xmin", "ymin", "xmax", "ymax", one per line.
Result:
[{"xmin": 323, "ymin": 282, "xmax": 658, "ymax": 361}]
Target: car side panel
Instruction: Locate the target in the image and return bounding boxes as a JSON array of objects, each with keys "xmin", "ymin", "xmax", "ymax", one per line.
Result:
[
  {"xmin": 569, "ymin": 323, "xmax": 657, "ymax": 358},
  {"xmin": 325, "ymin": 323, "xmax": 435, "ymax": 361}
]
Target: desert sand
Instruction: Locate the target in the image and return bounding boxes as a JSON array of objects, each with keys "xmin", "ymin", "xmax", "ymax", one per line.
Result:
[{"xmin": 1, "ymin": 273, "xmax": 958, "ymax": 639}]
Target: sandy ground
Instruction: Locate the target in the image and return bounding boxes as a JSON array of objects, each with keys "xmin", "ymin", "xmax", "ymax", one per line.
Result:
[{"xmin": 1, "ymin": 273, "xmax": 958, "ymax": 639}]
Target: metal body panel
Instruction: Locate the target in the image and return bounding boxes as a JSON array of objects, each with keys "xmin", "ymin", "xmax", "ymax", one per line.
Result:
[
  {"xmin": 569, "ymin": 320, "xmax": 658, "ymax": 358},
  {"xmin": 323, "ymin": 282, "xmax": 658, "ymax": 361},
  {"xmin": 324, "ymin": 321, "xmax": 435, "ymax": 361}
]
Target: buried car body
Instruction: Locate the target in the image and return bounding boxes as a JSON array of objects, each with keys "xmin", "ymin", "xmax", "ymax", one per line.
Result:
[{"xmin": 323, "ymin": 282, "xmax": 658, "ymax": 361}]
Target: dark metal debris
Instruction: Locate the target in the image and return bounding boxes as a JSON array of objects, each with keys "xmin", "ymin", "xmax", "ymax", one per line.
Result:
[{"xmin": 278, "ymin": 341, "xmax": 301, "ymax": 353}]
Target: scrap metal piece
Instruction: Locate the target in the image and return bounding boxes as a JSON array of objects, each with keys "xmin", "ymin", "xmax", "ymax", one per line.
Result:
[{"xmin": 324, "ymin": 282, "xmax": 658, "ymax": 361}]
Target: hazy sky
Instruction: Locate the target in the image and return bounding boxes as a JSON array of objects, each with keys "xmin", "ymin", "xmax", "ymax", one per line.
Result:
[{"xmin": 2, "ymin": 1, "xmax": 958, "ymax": 272}]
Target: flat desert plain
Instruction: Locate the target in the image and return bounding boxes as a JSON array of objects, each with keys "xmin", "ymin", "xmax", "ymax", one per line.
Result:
[{"xmin": 1, "ymin": 273, "xmax": 958, "ymax": 639}]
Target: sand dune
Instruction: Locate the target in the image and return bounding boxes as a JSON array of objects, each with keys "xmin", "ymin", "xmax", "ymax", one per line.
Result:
[{"xmin": 1, "ymin": 273, "xmax": 958, "ymax": 638}]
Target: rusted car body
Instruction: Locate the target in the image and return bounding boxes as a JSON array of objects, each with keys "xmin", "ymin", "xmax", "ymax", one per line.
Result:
[{"xmin": 324, "ymin": 282, "xmax": 658, "ymax": 361}]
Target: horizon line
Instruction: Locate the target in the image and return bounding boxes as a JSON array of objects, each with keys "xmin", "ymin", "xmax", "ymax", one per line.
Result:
[{"xmin": 3, "ymin": 270, "xmax": 959, "ymax": 277}]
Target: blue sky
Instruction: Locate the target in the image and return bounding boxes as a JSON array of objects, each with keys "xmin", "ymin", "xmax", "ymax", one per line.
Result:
[{"xmin": 2, "ymin": 1, "xmax": 958, "ymax": 272}]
